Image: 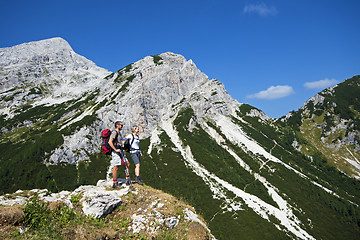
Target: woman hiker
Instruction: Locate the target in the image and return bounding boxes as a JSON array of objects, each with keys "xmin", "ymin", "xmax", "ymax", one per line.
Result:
[{"xmin": 124, "ymin": 126, "xmax": 144, "ymax": 185}]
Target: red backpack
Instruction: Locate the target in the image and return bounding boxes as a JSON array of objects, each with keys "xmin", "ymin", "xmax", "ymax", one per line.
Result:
[{"xmin": 101, "ymin": 129, "xmax": 113, "ymax": 155}]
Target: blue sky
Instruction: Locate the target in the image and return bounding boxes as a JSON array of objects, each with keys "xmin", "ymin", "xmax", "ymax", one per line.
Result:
[{"xmin": 1, "ymin": 0, "xmax": 359, "ymax": 118}]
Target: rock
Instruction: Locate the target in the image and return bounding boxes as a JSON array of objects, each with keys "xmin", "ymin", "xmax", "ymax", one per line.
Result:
[
  {"xmin": 76, "ymin": 185, "xmax": 129, "ymax": 218},
  {"xmin": 0, "ymin": 182, "xmax": 131, "ymax": 220},
  {"xmin": 41, "ymin": 184, "xmax": 130, "ymax": 219},
  {"xmin": 0, "ymin": 196, "xmax": 27, "ymax": 206},
  {"xmin": 130, "ymin": 213, "xmax": 149, "ymax": 234},
  {"xmin": 165, "ymin": 216, "xmax": 179, "ymax": 229}
]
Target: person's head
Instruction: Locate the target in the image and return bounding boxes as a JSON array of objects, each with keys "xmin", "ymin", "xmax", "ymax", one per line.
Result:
[
  {"xmin": 131, "ymin": 125, "xmax": 140, "ymax": 134},
  {"xmin": 115, "ymin": 121, "xmax": 123, "ymax": 130}
]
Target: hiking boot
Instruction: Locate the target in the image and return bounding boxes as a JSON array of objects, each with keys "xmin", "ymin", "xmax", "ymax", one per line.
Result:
[
  {"xmin": 135, "ymin": 176, "xmax": 143, "ymax": 185},
  {"xmin": 126, "ymin": 179, "xmax": 131, "ymax": 186},
  {"xmin": 112, "ymin": 182, "xmax": 120, "ymax": 189}
]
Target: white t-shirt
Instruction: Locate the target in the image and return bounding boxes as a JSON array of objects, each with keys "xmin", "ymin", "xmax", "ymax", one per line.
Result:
[{"xmin": 124, "ymin": 133, "xmax": 141, "ymax": 153}]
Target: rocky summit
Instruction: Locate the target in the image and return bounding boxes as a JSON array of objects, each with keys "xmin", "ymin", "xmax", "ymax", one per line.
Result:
[
  {"xmin": 0, "ymin": 38, "xmax": 360, "ymax": 239},
  {"xmin": 0, "ymin": 37, "xmax": 110, "ymax": 105}
]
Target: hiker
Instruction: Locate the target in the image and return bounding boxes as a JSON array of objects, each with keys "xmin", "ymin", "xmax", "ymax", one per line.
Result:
[
  {"xmin": 108, "ymin": 121, "xmax": 131, "ymax": 188},
  {"xmin": 125, "ymin": 126, "xmax": 143, "ymax": 185}
]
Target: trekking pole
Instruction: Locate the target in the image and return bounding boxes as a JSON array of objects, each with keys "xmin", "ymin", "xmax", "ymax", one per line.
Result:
[
  {"xmin": 121, "ymin": 156, "xmax": 134, "ymax": 190},
  {"xmin": 124, "ymin": 167, "xmax": 134, "ymax": 190}
]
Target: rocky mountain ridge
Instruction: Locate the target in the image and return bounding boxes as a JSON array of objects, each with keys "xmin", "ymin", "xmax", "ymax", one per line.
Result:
[{"xmin": 1, "ymin": 37, "xmax": 238, "ymax": 166}]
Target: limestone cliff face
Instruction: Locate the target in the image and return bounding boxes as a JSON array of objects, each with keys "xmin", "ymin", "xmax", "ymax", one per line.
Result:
[
  {"xmin": 98, "ymin": 52, "xmax": 239, "ymax": 138},
  {"xmin": 0, "ymin": 37, "xmax": 110, "ymax": 111}
]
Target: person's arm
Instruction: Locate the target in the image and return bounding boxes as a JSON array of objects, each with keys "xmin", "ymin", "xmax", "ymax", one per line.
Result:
[
  {"xmin": 121, "ymin": 134, "xmax": 129, "ymax": 141},
  {"xmin": 138, "ymin": 136, "xmax": 143, "ymax": 156},
  {"xmin": 109, "ymin": 137, "xmax": 121, "ymax": 153}
]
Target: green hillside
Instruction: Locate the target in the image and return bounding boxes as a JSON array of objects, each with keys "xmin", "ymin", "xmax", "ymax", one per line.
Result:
[
  {"xmin": 137, "ymin": 106, "xmax": 360, "ymax": 239},
  {"xmin": 280, "ymin": 75, "xmax": 360, "ymax": 179}
]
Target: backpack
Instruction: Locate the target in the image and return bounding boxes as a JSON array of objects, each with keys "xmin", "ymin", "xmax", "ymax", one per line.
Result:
[
  {"xmin": 123, "ymin": 134, "xmax": 135, "ymax": 152},
  {"xmin": 101, "ymin": 129, "xmax": 116, "ymax": 155}
]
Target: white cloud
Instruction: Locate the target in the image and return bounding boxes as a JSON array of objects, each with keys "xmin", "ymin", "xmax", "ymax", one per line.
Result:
[
  {"xmin": 243, "ymin": 3, "xmax": 278, "ymax": 17},
  {"xmin": 247, "ymin": 85, "xmax": 295, "ymax": 100},
  {"xmin": 304, "ymin": 78, "xmax": 338, "ymax": 89}
]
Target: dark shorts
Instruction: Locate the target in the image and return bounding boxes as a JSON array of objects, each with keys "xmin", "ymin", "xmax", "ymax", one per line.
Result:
[{"xmin": 130, "ymin": 152, "xmax": 141, "ymax": 165}]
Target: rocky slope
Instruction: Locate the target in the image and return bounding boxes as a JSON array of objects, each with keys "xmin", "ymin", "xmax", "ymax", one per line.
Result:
[{"xmin": 1, "ymin": 38, "xmax": 359, "ymax": 239}]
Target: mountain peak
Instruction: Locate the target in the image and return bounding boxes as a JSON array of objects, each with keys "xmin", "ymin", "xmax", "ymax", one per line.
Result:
[
  {"xmin": 0, "ymin": 37, "xmax": 74, "ymax": 67},
  {"xmin": 1, "ymin": 37, "xmax": 72, "ymax": 54},
  {"xmin": 19, "ymin": 37, "xmax": 71, "ymax": 51},
  {"xmin": 0, "ymin": 37, "xmax": 109, "ymax": 98}
]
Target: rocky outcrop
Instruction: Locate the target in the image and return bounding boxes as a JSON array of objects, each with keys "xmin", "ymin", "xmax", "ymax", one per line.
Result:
[
  {"xmin": 0, "ymin": 180, "xmax": 214, "ymax": 239},
  {"xmin": 0, "ymin": 182, "xmax": 129, "ymax": 219}
]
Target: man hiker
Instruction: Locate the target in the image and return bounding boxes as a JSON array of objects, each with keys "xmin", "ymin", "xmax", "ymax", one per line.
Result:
[{"xmin": 108, "ymin": 121, "xmax": 131, "ymax": 188}]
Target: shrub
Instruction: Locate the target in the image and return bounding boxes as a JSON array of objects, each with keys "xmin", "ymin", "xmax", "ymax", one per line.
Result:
[
  {"xmin": 70, "ymin": 194, "xmax": 82, "ymax": 206},
  {"xmin": 24, "ymin": 197, "xmax": 51, "ymax": 229},
  {"xmin": 153, "ymin": 55, "xmax": 163, "ymax": 65}
]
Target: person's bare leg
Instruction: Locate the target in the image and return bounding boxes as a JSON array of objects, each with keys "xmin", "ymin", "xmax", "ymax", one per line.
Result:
[
  {"xmin": 112, "ymin": 166, "xmax": 119, "ymax": 188},
  {"xmin": 135, "ymin": 164, "xmax": 140, "ymax": 177},
  {"xmin": 112, "ymin": 166, "xmax": 119, "ymax": 179}
]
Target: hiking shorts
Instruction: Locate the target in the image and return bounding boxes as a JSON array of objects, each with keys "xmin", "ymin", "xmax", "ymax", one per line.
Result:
[
  {"xmin": 111, "ymin": 151, "xmax": 127, "ymax": 167},
  {"xmin": 130, "ymin": 152, "xmax": 141, "ymax": 165}
]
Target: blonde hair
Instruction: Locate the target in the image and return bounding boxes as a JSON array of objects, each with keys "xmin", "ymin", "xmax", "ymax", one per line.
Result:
[{"xmin": 131, "ymin": 126, "xmax": 139, "ymax": 133}]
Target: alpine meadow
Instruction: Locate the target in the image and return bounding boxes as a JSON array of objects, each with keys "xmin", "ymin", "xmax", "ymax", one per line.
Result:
[{"xmin": 1, "ymin": 38, "xmax": 359, "ymax": 239}]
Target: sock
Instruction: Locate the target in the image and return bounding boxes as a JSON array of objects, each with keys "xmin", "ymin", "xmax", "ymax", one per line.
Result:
[{"xmin": 113, "ymin": 179, "xmax": 117, "ymax": 182}]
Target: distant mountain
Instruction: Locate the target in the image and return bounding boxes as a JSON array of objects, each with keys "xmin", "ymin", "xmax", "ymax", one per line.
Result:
[
  {"xmin": 0, "ymin": 38, "xmax": 359, "ymax": 239},
  {"xmin": 279, "ymin": 76, "xmax": 360, "ymax": 179}
]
